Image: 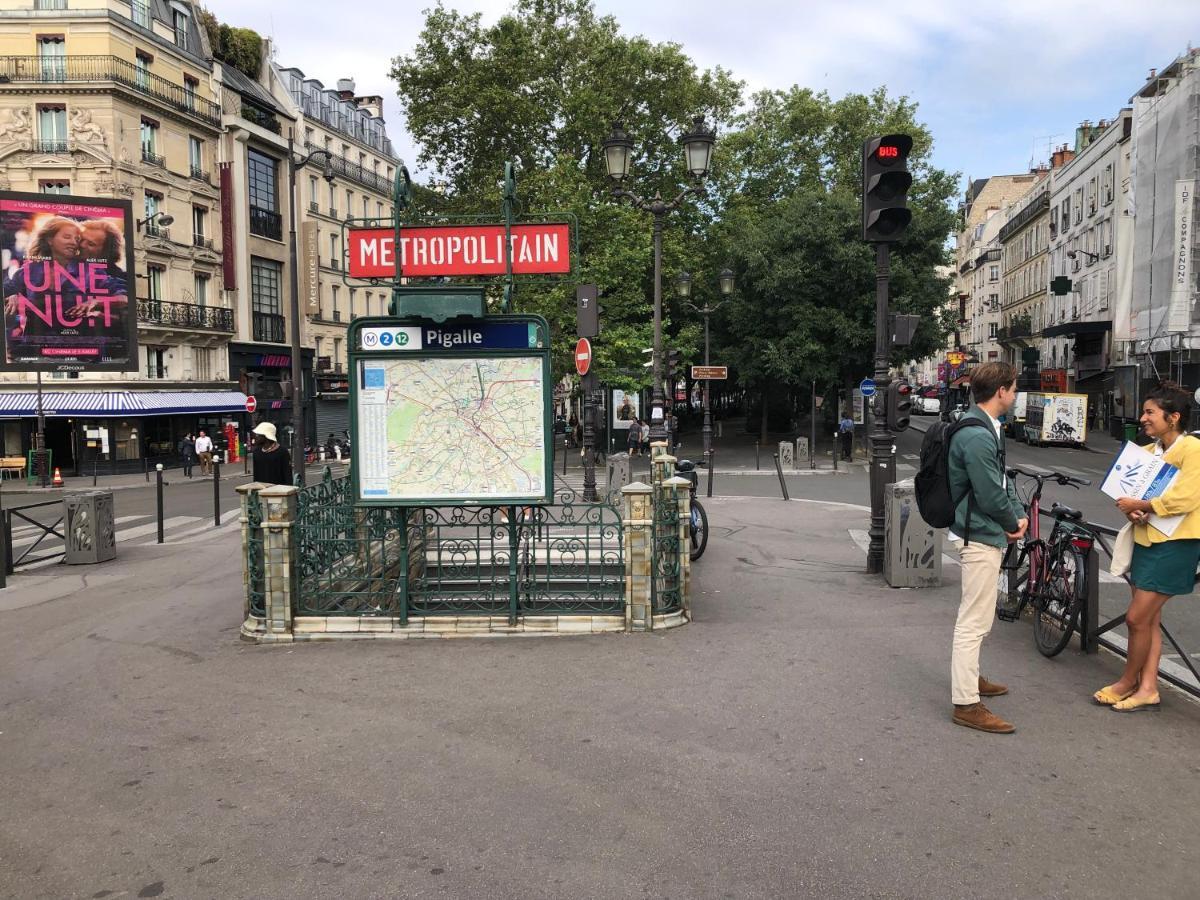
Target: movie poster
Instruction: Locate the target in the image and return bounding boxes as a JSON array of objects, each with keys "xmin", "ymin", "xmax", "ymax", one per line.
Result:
[{"xmin": 1, "ymin": 191, "xmax": 137, "ymax": 372}]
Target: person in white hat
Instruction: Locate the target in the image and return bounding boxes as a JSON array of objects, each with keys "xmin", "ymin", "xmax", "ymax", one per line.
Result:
[{"xmin": 251, "ymin": 421, "xmax": 292, "ymax": 485}]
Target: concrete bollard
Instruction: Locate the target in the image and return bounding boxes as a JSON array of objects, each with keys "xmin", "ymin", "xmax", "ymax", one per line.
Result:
[
  {"xmin": 794, "ymin": 437, "xmax": 809, "ymax": 469},
  {"xmin": 884, "ymin": 479, "xmax": 942, "ymax": 588},
  {"xmin": 776, "ymin": 441, "xmax": 794, "ymax": 469}
]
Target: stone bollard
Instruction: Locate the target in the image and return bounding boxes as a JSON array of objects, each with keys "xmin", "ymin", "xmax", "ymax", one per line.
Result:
[
  {"xmin": 884, "ymin": 479, "xmax": 942, "ymax": 588},
  {"xmin": 794, "ymin": 437, "xmax": 809, "ymax": 469},
  {"xmin": 259, "ymin": 484, "xmax": 300, "ymax": 635},
  {"xmin": 621, "ymin": 482, "xmax": 654, "ymax": 631},
  {"xmin": 777, "ymin": 440, "xmax": 794, "ymax": 469},
  {"xmin": 606, "ymin": 451, "xmax": 632, "ymax": 492}
]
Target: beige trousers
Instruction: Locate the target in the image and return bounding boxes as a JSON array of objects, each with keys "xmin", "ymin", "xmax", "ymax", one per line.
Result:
[{"xmin": 952, "ymin": 542, "xmax": 1005, "ymax": 705}]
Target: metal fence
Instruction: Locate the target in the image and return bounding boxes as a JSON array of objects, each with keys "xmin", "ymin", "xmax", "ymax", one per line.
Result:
[
  {"xmin": 287, "ymin": 471, "xmax": 624, "ymax": 623},
  {"xmin": 244, "ymin": 489, "xmax": 266, "ymax": 617}
]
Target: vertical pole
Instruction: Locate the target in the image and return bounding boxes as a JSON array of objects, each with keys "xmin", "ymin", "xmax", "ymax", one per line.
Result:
[
  {"xmin": 143, "ymin": 455, "xmax": 149, "ymax": 483},
  {"xmin": 156, "ymin": 466, "xmax": 164, "ymax": 544},
  {"xmin": 507, "ymin": 507, "xmax": 519, "ymax": 626},
  {"xmin": 701, "ymin": 310, "xmax": 713, "ymax": 464},
  {"xmin": 867, "ymin": 243, "xmax": 894, "ymax": 574},
  {"xmin": 755, "ymin": 441, "xmax": 760, "ymax": 470},
  {"xmin": 35, "ymin": 371, "xmax": 47, "ymax": 488},
  {"xmin": 93, "ymin": 458, "xmax": 98, "ymax": 487},
  {"xmin": 1081, "ymin": 543, "xmax": 1100, "ymax": 654},
  {"xmin": 213, "ymin": 455, "xmax": 221, "ymax": 527},
  {"xmin": 810, "ymin": 380, "xmax": 816, "ymax": 469},
  {"xmin": 650, "ymin": 212, "xmax": 666, "ymax": 443},
  {"xmin": 286, "ymin": 132, "xmax": 305, "ymax": 486},
  {"xmin": 706, "ymin": 454, "xmax": 714, "ymax": 498},
  {"xmin": 582, "ymin": 384, "xmax": 597, "ymax": 502},
  {"xmin": 772, "ymin": 452, "xmax": 790, "ymax": 501}
]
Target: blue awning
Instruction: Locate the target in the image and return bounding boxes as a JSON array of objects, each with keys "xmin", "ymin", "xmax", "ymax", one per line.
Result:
[{"xmin": 0, "ymin": 390, "xmax": 249, "ymax": 418}]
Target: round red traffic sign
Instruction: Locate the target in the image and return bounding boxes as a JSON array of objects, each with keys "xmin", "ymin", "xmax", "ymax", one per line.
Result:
[
  {"xmin": 245, "ymin": 395, "xmax": 257, "ymax": 414},
  {"xmin": 575, "ymin": 338, "xmax": 591, "ymax": 376}
]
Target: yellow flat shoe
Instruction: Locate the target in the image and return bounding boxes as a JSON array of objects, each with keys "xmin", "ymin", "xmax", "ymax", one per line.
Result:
[
  {"xmin": 1093, "ymin": 685, "xmax": 1135, "ymax": 706},
  {"xmin": 1112, "ymin": 693, "xmax": 1161, "ymax": 713}
]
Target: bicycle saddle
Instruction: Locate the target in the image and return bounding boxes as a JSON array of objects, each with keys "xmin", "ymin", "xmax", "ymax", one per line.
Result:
[
  {"xmin": 1051, "ymin": 504, "xmax": 1084, "ymax": 521},
  {"xmin": 676, "ymin": 460, "xmax": 696, "ymax": 473}
]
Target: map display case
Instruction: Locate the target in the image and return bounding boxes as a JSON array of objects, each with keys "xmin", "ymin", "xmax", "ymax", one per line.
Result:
[{"xmin": 348, "ymin": 315, "xmax": 553, "ymax": 505}]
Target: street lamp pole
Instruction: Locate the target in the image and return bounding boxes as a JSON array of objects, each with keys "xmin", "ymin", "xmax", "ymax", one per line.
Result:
[
  {"xmin": 602, "ymin": 117, "xmax": 716, "ymax": 445},
  {"xmin": 286, "ymin": 132, "xmax": 335, "ymax": 486},
  {"xmin": 680, "ymin": 268, "xmax": 733, "ymax": 465}
]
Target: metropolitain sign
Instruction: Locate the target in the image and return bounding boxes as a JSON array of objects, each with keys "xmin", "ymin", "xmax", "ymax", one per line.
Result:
[{"xmin": 347, "ymin": 222, "xmax": 571, "ymax": 279}]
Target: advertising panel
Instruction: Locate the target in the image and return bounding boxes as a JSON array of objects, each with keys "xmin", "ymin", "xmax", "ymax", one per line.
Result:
[{"xmin": 1, "ymin": 191, "xmax": 137, "ymax": 371}]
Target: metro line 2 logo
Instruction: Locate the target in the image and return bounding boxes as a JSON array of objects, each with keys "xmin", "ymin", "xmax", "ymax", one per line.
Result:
[{"xmin": 378, "ymin": 331, "xmax": 409, "ymax": 347}]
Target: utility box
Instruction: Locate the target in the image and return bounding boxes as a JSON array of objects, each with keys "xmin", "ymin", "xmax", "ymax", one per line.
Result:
[
  {"xmin": 884, "ymin": 479, "xmax": 941, "ymax": 588},
  {"xmin": 606, "ymin": 452, "xmax": 632, "ymax": 492},
  {"xmin": 794, "ymin": 437, "xmax": 809, "ymax": 468},
  {"xmin": 63, "ymin": 490, "xmax": 117, "ymax": 565},
  {"xmin": 777, "ymin": 441, "xmax": 794, "ymax": 469}
]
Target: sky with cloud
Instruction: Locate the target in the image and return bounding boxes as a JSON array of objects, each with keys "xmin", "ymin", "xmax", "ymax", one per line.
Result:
[{"xmin": 205, "ymin": 0, "xmax": 1198, "ymax": 189}]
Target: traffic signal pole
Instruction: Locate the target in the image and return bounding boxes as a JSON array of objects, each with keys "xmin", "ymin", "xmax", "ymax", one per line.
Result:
[{"xmin": 866, "ymin": 242, "xmax": 895, "ymax": 575}]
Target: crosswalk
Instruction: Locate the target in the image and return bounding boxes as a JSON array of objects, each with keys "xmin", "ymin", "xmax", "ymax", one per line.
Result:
[{"xmin": 7, "ymin": 508, "xmax": 241, "ymax": 572}]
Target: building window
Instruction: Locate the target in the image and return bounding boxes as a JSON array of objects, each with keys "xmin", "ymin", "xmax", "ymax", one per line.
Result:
[
  {"xmin": 333, "ymin": 337, "xmax": 342, "ymax": 369},
  {"xmin": 308, "ymin": 175, "xmax": 318, "ymax": 207},
  {"xmin": 36, "ymin": 104, "xmax": 67, "ymax": 151},
  {"xmin": 304, "ymin": 127, "xmax": 314, "ymax": 147},
  {"xmin": 145, "ymin": 346, "xmax": 167, "ymax": 379},
  {"xmin": 988, "ymin": 322, "xmax": 997, "ymax": 338},
  {"xmin": 37, "ymin": 35, "xmax": 65, "ymax": 79},
  {"xmin": 349, "ymin": 287, "xmax": 356, "ymax": 320},
  {"xmin": 1103, "ymin": 164, "xmax": 1114, "ymax": 205},
  {"xmin": 188, "ymin": 136, "xmax": 203, "ymax": 176},
  {"xmin": 39, "ymin": 179, "xmax": 70, "ymax": 195},
  {"xmin": 1072, "ymin": 189, "xmax": 1082, "ymax": 224},
  {"xmin": 251, "ymin": 258, "xmax": 284, "ymax": 343},
  {"xmin": 988, "ymin": 265, "xmax": 999, "ymax": 283},
  {"xmin": 330, "ymin": 233, "xmax": 339, "ymax": 268},
  {"xmin": 194, "ymin": 346, "xmax": 212, "ymax": 380},
  {"xmin": 328, "ymin": 180, "xmax": 337, "ymax": 213},
  {"xmin": 135, "ymin": 52, "xmax": 151, "ymax": 90},
  {"xmin": 1061, "ymin": 198, "xmax": 1070, "ymax": 229},
  {"xmin": 131, "ymin": 0, "xmax": 149, "ymax": 27},
  {"xmin": 1087, "ymin": 177, "xmax": 1097, "ymax": 215},
  {"xmin": 377, "ymin": 201, "xmax": 383, "ymax": 220},
  {"xmin": 346, "ymin": 189, "xmax": 353, "ymax": 217},
  {"xmin": 332, "ymin": 284, "xmax": 340, "ymax": 319},
  {"xmin": 247, "ymin": 149, "xmax": 278, "ymax": 213},
  {"xmin": 140, "ymin": 118, "xmax": 159, "ymax": 160},
  {"xmin": 194, "ymin": 272, "xmax": 209, "ymax": 307},
  {"xmin": 172, "ymin": 10, "xmax": 190, "ymax": 50},
  {"xmin": 363, "ymin": 195, "xmax": 370, "ymax": 218},
  {"xmin": 192, "ymin": 206, "xmax": 207, "ymax": 243},
  {"xmin": 146, "ymin": 264, "xmax": 164, "ymax": 300},
  {"xmin": 183, "ymin": 75, "xmax": 198, "ymax": 111}
]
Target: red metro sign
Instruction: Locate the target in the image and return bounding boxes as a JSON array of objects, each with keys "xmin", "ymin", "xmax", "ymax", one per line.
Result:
[{"xmin": 347, "ymin": 222, "xmax": 571, "ymax": 279}]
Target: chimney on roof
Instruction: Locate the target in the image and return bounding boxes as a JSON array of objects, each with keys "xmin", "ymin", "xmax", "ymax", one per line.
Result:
[
  {"xmin": 337, "ymin": 78, "xmax": 356, "ymax": 101},
  {"xmin": 355, "ymin": 95, "xmax": 383, "ymax": 119},
  {"xmin": 1051, "ymin": 145, "xmax": 1075, "ymax": 169}
]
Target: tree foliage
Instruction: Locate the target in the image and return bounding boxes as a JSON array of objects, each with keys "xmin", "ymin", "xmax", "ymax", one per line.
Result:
[{"xmin": 198, "ymin": 7, "xmax": 264, "ymax": 80}]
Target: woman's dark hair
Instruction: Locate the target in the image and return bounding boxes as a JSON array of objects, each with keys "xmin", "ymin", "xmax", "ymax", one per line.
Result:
[{"xmin": 1145, "ymin": 381, "xmax": 1192, "ymax": 432}]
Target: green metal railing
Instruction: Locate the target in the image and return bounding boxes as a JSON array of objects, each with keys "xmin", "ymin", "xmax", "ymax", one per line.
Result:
[
  {"xmin": 245, "ymin": 490, "xmax": 266, "ymax": 617},
  {"xmin": 652, "ymin": 485, "xmax": 683, "ymax": 614},
  {"xmin": 291, "ymin": 470, "xmax": 624, "ymax": 621}
]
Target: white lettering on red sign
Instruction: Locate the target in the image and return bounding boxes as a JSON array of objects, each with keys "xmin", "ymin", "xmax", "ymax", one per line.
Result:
[{"xmin": 348, "ymin": 223, "xmax": 571, "ymax": 279}]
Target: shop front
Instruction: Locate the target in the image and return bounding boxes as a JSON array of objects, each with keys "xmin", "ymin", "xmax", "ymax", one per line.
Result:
[{"xmin": 0, "ymin": 390, "xmax": 250, "ymax": 476}]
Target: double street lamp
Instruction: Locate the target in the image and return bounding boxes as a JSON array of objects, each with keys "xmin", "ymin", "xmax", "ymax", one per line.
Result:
[
  {"xmin": 602, "ymin": 116, "xmax": 716, "ymax": 442},
  {"xmin": 677, "ymin": 268, "xmax": 734, "ymax": 463},
  {"xmin": 286, "ymin": 133, "xmax": 335, "ymax": 485}
]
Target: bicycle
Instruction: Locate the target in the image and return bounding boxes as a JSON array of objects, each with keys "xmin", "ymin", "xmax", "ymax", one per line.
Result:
[
  {"xmin": 675, "ymin": 459, "xmax": 708, "ymax": 560},
  {"xmin": 996, "ymin": 466, "xmax": 1096, "ymax": 657}
]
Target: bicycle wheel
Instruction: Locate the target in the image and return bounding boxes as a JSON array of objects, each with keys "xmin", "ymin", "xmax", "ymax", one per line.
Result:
[
  {"xmin": 997, "ymin": 540, "xmax": 1029, "ymax": 622},
  {"xmin": 1033, "ymin": 544, "xmax": 1085, "ymax": 657},
  {"xmin": 689, "ymin": 499, "xmax": 708, "ymax": 561}
]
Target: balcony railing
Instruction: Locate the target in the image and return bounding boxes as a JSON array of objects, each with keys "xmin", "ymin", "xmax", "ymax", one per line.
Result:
[
  {"xmin": 0, "ymin": 55, "xmax": 221, "ymax": 125},
  {"xmin": 192, "ymin": 234, "xmax": 213, "ymax": 250},
  {"xmin": 252, "ymin": 311, "xmax": 286, "ymax": 344},
  {"xmin": 143, "ymin": 224, "xmax": 169, "ymax": 240},
  {"xmin": 35, "ymin": 0, "xmax": 69, "ymax": 8},
  {"xmin": 332, "ymin": 310, "xmax": 341, "ymax": 322},
  {"xmin": 34, "ymin": 139, "xmax": 68, "ymax": 153},
  {"xmin": 309, "ymin": 146, "xmax": 395, "ymax": 195},
  {"xmin": 309, "ymin": 201, "xmax": 319, "ymax": 213},
  {"xmin": 141, "ymin": 147, "xmax": 165, "ymax": 167},
  {"xmin": 189, "ymin": 165, "xmax": 210, "ymax": 183},
  {"xmin": 240, "ymin": 103, "xmax": 281, "ymax": 134},
  {"xmin": 329, "ymin": 206, "xmax": 338, "ymax": 218},
  {"xmin": 137, "ymin": 299, "xmax": 234, "ymax": 332},
  {"xmin": 249, "ymin": 206, "xmax": 282, "ymax": 241}
]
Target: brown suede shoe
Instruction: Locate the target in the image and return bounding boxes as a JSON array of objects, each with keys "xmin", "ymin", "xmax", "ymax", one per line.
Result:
[
  {"xmin": 952, "ymin": 702, "xmax": 1015, "ymax": 734},
  {"xmin": 979, "ymin": 675, "xmax": 1008, "ymax": 697}
]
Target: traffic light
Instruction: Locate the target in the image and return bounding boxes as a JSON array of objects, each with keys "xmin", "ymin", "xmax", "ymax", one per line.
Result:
[
  {"xmin": 886, "ymin": 380, "xmax": 912, "ymax": 432},
  {"xmin": 862, "ymin": 134, "xmax": 913, "ymax": 242},
  {"xmin": 665, "ymin": 349, "xmax": 682, "ymax": 382},
  {"xmin": 576, "ymin": 283, "xmax": 599, "ymax": 338}
]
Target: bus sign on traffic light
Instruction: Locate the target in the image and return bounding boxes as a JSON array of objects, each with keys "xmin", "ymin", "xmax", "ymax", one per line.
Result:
[{"xmin": 862, "ymin": 134, "xmax": 913, "ymax": 243}]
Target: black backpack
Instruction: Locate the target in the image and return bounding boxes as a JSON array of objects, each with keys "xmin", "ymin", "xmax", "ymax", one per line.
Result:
[{"xmin": 914, "ymin": 417, "xmax": 990, "ymax": 530}]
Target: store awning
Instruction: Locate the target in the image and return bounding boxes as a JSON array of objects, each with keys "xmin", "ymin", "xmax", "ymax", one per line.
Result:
[
  {"xmin": 0, "ymin": 390, "xmax": 249, "ymax": 418},
  {"xmin": 1041, "ymin": 321, "xmax": 1112, "ymax": 338}
]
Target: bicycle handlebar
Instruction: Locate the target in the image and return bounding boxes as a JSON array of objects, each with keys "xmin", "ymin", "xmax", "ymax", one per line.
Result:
[{"xmin": 1006, "ymin": 466, "xmax": 1092, "ymax": 489}]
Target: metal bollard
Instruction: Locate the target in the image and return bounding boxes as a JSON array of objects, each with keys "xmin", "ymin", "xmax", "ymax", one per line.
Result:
[
  {"xmin": 93, "ymin": 459, "xmax": 98, "ymax": 487},
  {"xmin": 156, "ymin": 464, "xmax": 164, "ymax": 544},
  {"xmin": 213, "ymin": 455, "xmax": 221, "ymax": 527},
  {"xmin": 755, "ymin": 441, "xmax": 760, "ymax": 470},
  {"xmin": 706, "ymin": 449, "xmax": 715, "ymax": 498},
  {"xmin": 144, "ymin": 456, "xmax": 149, "ymax": 483},
  {"xmin": 772, "ymin": 452, "xmax": 790, "ymax": 501},
  {"xmin": 832, "ymin": 432, "xmax": 838, "ymax": 472}
]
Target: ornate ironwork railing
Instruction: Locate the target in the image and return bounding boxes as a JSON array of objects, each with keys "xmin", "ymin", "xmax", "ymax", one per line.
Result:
[
  {"xmin": 35, "ymin": 139, "xmax": 68, "ymax": 153},
  {"xmin": 293, "ymin": 470, "xmax": 624, "ymax": 621},
  {"xmin": 137, "ymin": 298, "xmax": 233, "ymax": 331},
  {"xmin": 249, "ymin": 205, "xmax": 282, "ymax": 240},
  {"xmin": 240, "ymin": 103, "xmax": 281, "ymax": 134},
  {"xmin": 252, "ymin": 311, "xmax": 286, "ymax": 343},
  {"xmin": 245, "ymin": 490, "xmax": 266, "ymax": 617},
  {"xmin": 651, "ymin": 483, "xmax": 683, "ymax": 614},
  {"xmin": 0, "ymin": 55, "xmax": 221, "ymax": 125}
]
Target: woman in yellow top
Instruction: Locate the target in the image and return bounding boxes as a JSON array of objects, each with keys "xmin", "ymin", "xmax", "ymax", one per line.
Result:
[{"xmin": 1096, "ymin": 383, "xmax": 1200, "ymax": 712}]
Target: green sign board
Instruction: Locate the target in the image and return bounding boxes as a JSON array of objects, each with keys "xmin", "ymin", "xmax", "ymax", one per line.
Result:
[{"xmin": 348, "ymin": 315, "xmax": 553, "ymax": 506}]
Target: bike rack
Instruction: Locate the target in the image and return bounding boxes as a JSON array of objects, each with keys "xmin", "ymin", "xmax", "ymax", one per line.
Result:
[{"xmin": 1045, "ymin": 509, "xmax": 1200, "ymax": 700}]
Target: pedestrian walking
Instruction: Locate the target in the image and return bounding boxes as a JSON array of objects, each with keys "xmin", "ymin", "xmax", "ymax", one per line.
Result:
[
  {"xmin": 946, "ymin": 362, "xmax": 1026, "ymax": 734},
  {"xmin": 251, "ymin": 422, "xmax": 293, "ymax": 486},
  {"xmin": 627, "ymin": 418, "xmax": 641, "ymax": 457},
  {"xmin": 1098, "ymin": 382, "xmax": 1200, "ymax": 713},
  {"xmin": 640, "ymin": 420, "xmax": 650, "ymax": 455},
  {"xmin": 194, "ymin": 429, "xmax": 214, "ymax": 476},
  {"xmin": 838, "ymin": 411, "xmax": 855, "ymax": 460},
  {"xmin": 669, "ymin": 412, "xmax": 680, "ymax": 455},
  {"xmin": 178, "ymin": 432, "xmax": 196, "ymax": 478}
]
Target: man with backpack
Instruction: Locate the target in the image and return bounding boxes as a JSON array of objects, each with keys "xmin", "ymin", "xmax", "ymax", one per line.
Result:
[{"xmin": 914, "ymin": 362, "xmax": 1026, "ymax": 734}]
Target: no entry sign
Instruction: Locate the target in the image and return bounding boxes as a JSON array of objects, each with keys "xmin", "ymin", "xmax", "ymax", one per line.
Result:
[
  {"xmin": 348, "ymin": 222, "xmax": 571, "ymax": 279},
  {"xmin": 575, "ymin": 338, "xmax": 591, "ymax": 376},
  {"xmin": 245, "ymin": 395, "xmax": 257, "ymax": 414}
]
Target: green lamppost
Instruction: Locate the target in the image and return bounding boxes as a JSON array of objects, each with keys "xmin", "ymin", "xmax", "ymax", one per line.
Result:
[{"xmin": 601, "ymin": 116, "xmax": 716, "ymax": 443}]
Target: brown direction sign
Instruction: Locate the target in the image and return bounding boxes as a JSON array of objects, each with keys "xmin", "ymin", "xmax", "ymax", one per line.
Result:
[{"xmin": 691, "ymin": 365, "xmax": 727, "ymax": 380}]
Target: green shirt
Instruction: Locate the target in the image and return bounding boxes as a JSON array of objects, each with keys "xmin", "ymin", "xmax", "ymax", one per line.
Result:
[{"xmin": 947, "ymin": 406, "xmax": 1024, "ymax": 549}]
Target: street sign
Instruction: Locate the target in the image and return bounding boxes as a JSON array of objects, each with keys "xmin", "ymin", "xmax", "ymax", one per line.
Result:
[
  {"xmin": 691, "ymin": 365, "xmax": 728, "ymax": 380},
  {"xmin": 1051, "ymin": 275, "xmax": 1072, "ymax": 296},
  {"xmin": 347, "ymin": 222, "xmax": 571, "ymax": 279},
  {"xmin": 859, "ymin": 377, "xmax": 876, "ymax": 397},
  {"xmin": 575, "ymin": 337, "xmax": 592, "ymax": 376},
  {"xmin": 245, "ymin": 395, "xmax": 257, "ymax": 414}
]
